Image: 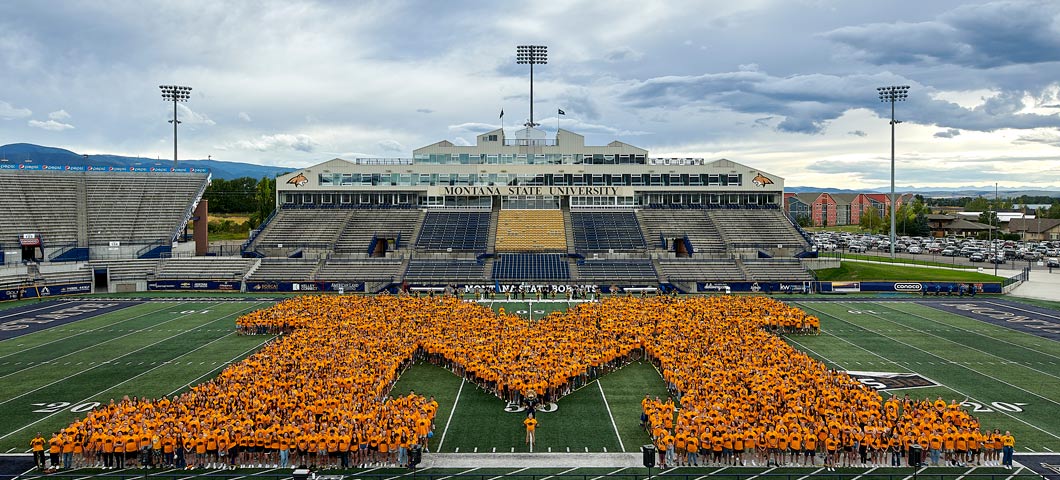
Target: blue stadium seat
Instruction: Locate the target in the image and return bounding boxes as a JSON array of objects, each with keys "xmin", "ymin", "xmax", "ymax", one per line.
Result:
[
  {"xmin": 570, "ymin": 212, "xmax": 646, "ymax": 251},
  {"xmin": 415, "ymin": 212, "xmax": 491, "ymax": 251},
  {"xmin": 491, "ymin": 254, "xmax": 570, "ymax": 280}
]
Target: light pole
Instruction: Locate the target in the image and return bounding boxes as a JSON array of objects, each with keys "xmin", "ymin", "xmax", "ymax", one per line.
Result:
[
  {"xmin": 516, "ymin": 45, "xmax": 547, "ymax": 127},
  {"xmin": 878, "ymin": 85, "xmax": 910, "ymax": 259},
  {"xmin": 160, "ymin": 85, "xmax": 192, "ymax": 167}
]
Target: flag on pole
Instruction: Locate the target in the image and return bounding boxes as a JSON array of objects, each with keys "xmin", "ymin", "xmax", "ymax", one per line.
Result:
[
  {"xmin": 499, "ymin": 109, "xmax": 504, "ymax": 119},
  {"xmin": 558, "ymin": 108, "xmax": 565, "ymax": 115}
]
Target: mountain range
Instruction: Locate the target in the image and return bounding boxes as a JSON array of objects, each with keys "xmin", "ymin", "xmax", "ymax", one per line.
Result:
[
  {"xmin": 2, "ymin": 143, "xmax": 1059, "ymax": 197},
  {"xmin": 0, "ymin": 143, "xmax": 292, "ymax": 180}
]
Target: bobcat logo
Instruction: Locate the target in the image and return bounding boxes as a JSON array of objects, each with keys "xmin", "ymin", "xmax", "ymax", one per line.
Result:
[
  {"xmin": 752, "ymin": 172, "xmax": 774, "ymax": 187},
  {"xmin": 287, "ymin": 172, "xmax": 309, "ymax": 187}
]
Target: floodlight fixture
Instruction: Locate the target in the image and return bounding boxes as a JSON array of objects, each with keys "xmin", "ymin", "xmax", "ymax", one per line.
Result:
[
  {"xmin": 160, "ymin": 85, "xmax": 193, "ymax": 167},
  {"xmin": 876, "ymin": 84, "xmax": 910, "ymax": 259},
  {"xmin": 516, "ymin": 45, "xmax": 547, "ymax": 127}
]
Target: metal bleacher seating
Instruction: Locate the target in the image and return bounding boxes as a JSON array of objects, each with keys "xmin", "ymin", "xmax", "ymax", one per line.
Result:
[
  {"xmin": 315, "ymin": 259, "xmax": 404, "ymax": 281},
  {"xmin": 415, "ymin": 211, "xmax": 490, "ymax": 251},
  {"xmin": 88, "ymin": 259, "xmax": 161, "ymax": 281},
  {"xmin": 335, "ymin": 209, "xmax": 424, "ymax": 254},
  {"xmin": 0, "ymin": 172, "xmax": 80, "ymax": 246},
  {"xmin": 743, "ymin": 260, "xmax": 813, "ymax": 281},
  {"xmin": 658, "ymin": 260, "xmax": 745, "ymax": 282},
  {"xmin": 636, "ymin": 209, "xmax": 725, "ymax": 253},
  {"xmin": 87, "ymin": 172, "xmax": 207, "ymax": 246},
  {"xmin": 570, "ymin": 211, "xmax": 646, "ymax": 251},
  {"xmin": 576, "ymin": 260, "xmax": 656, "ymax": 282},
  {"xmin": 251, "ymin": 209, "xmax": 353, "ymax": 250},
  {"xmin": 247, "ymin": 259, "xmax": 318, "ymax": 281},
  {"xmin": 492, "ymin": 253, "xmax": 570, "ymax": 280},
  {"xmin": 706, "ymin": 210, "xmax": 809, "ymax": 248},
  {"xmin": 495, "ymin": 210, "xmax": 566, "ymax": 252},
  {"xmin": 155, "ymin": 257, "xmax": 254, "ymax": 281},
  {"xmin": 0, "ymin": 170, "xmax": 207, "ymax": 250},
  {"xmin": 405, "ymin": 259, "xmax": 485, "ymax": 282}
]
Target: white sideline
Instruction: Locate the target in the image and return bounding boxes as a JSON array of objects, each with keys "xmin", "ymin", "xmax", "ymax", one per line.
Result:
[
  {"xmin": 436, "ymin": 378, "xmax": 465, "ymax": 453},
  {"xmin": 597, "ymin": 380, "xmax": 626, "ymax": 453}
]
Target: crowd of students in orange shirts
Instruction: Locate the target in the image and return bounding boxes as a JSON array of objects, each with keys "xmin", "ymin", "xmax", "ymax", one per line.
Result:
[{"xmin": 36, "ymin": 294, "xmax": 1013, "ymax": 471}]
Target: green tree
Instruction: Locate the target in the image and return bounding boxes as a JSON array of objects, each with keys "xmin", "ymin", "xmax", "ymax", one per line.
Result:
[
  {"xmin": 249, "ymin": 177, "xmax": 276, "ymax": 229},
  {"xmin": 860, "ymin": 206, "xmax": 884, "ymax": 234},
  {"xmin": 795, "ymin": 214, "xmax": 812, "ymax": 228}
]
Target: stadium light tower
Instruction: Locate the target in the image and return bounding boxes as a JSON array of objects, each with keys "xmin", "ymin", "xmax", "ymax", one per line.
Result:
[
  {"xmin": 516, "ymin": 45, "xmax": 547, "ymax": 127},
  {"xmin": 160, "ymin": 85, "xmax": 193, "ymax": 167},
  {"xmin": 877, "ymin": 85, "xmax": 910, "ymax": 259}
]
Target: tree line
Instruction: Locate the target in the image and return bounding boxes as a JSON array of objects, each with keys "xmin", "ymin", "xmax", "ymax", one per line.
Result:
[{"xmin": 200, "ymin": 176, "xmax": 277, "ymax": 234}]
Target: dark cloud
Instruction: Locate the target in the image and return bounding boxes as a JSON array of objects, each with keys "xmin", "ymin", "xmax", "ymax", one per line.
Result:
[
  {"xmin": 416, "ymin": 108, "xmax": 434, "ymax": 114},
  {"xmin": 848, "ymin": 130, "xmax": 867, "ymax": 137},
  {"xmin": 604, "ymin": 46, "xmax": 643, "ymax": 63},
  {"xmin": 823, "ymin": 1, "xmax": 1060, "ymax": 68},
  {"xmin": 620, "ymin": 68, "xmax": 1060, "ymax": 134},
  {"xmin": 807, "ymin": 156, "xmax": 1060, "ymax": 184},
  {"xmin": 934, "ymin": 128, "xmax": 961, "ymax": 138}
]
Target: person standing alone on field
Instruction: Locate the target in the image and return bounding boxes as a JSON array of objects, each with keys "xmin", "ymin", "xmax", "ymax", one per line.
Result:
[{"xmin": 524, "ymin": 412, "xmax": 537, "ymax": 449}]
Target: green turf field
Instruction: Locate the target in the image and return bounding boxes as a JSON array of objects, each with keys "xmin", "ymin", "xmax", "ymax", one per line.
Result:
[
  {"xmin": 0, "ymin": 300, "xmax": 277, "ymax": 451},
  {"xmin": 813, "ymin": 262, "xmax": 1004, "ymax": 282},
  {"xmin": 0, "ymin": 295, "xmax": 1057, "ymax": 479},
  {"xmin": 785, "ymin": 300, "xmax": 1060, "ymax": 452}
]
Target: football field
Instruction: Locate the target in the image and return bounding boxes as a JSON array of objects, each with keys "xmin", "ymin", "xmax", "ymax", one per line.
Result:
[{"xmin": 0, "ymin": 295, "xmax": 1056, "ymax": 479}]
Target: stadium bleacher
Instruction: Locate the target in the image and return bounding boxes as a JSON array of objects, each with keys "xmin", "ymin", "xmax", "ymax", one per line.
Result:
[
  {"xmin": 570, "ymin": 211, "xmax": 646, "ymax": 251},
  {"xmin": 658, "ymin": 260, "xmax": 745, "ymax": 282},
  {"xmin": 743, "ymin": 259, "xmax": 814, "ymax": 282},
  {"xmin": 315, "ymin": 259, "xmax": 405, "ymax": 281},
  {"xmin": 707, "ymin": 210, "xmax": 809, "ymax": 248},
  {"xmin": 88, "ymin": 259, "xmax": 160, "ymax": 282},
  {"xmin": 246, "ymin": 258, "xmax": 319, "ymax": 281},
  {"xmin": 335, "ymin": 209, "xmax": 424, "ymax": 254},
  {"xmin": 415, "ymin": 211, "xmax": 490, "ymax": 251},
  {"xmin": 0, "ymin": 170, "xmax": 208, "ymax": 252},
  {"xmin": 576, "ymin": 259, "xmax": 656, "ymax": 282},
  {"xmin": 492, "ymin": 253, "xmax": 570, "ymax": 280},
  {"xmin": 155, "ymin": 257, "xmax": 254, "ymax": 281},
  {"xmin": 250, "ymin": 209, "xmax": 353, "ymax": 251},
  {"xmin": 636, "ymin": 209, "xmax": 725, "ymax": 253},
  {"xmin": 405, "ymin": 259, "xmax": 485, "ymax": 282},
  {"xmin": 495, "ymin": 210, "xmax": 566, "ymax": 252},
  {"xmin": 0, "ymin": 172, "xmax": 80, "ymax": 246}
]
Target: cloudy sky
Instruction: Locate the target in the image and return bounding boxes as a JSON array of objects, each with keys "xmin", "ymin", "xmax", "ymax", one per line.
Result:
[{"xmin": 1, "ymin": 0, "xmax": 1059, "ymax": 189}]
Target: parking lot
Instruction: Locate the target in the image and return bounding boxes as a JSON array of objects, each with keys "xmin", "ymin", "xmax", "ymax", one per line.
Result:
[{"xmin": 813, "ymin": 231, "xmax": 1060, "ymax": 272}]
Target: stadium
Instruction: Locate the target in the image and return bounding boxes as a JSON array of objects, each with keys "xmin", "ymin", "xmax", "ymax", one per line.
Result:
[{"xmin": 0, "ymin": 49, "xmax": 1058, "ymax": 480}]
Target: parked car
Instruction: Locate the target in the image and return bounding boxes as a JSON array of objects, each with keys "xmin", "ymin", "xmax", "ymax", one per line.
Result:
[
  {"xmin": 907, "ymin": 246, "xmax": 922, "ymax": 254},
  {"xmin": 969, "ymin": 253, "xmax": 986, "ymax": 262},
  {"xmin": 1047, "ymin": 257, "xmax": 1060, "ymax": 268}
]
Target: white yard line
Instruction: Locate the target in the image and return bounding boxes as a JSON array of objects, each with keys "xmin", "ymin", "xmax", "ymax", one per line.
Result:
[
  {"xmin": 597, "ymin": 380, "xmax": 626, "ymax": 453},
  {"xmin": 488, "ymin": 467, "xmax": 529, "ymax": 480},
  {"xmin": 863, "ymin": 303, "xmax": 1060, "ymax": 380},
  {"xmin": 745, "ymin": 466, "xmax": 777, "ymax": 480},
  {"xmin": 1002, "ymin": 465, "xmax": 1025, "ymax": 480},
  {"xmin": 384, "ymin": 467, "xmax": 432, "ymax": 480},
  {"xmin": 954, "ymin": 465, "xmax": 978, "ymax": 480},
  {"xmin": 800, "ymin": 303, "xmax": 1060, "ymax": 441},
  {"xmin": 167, "ymin": 335, "xmax": 273, "ymax": 396},
  {"xmin": 849, "ymin": 466, "xmax": 878, "ymax": 480},
  {"xmin": 539, "ymin": 467, "xmax": 580, "ymax": 480},
  {"xmin": 0, "ymin": 301, "xmax": 207, "ymax": 377},
  {"xmin": 435, "ymin": 378, "xmax": 465, "ymax": 453},
  {"xmin": 889, "ymin": 303, "xmax": 1060, "ymax": 361},
  {"xmin": 0, "ymin": 301, "xmax": 172, "ymax": 357},
  {"xmin": 900, "ymin": 466, "xmax": 927, "ymax": 480},
  {"xmin": 589, "ymin": 467, "xmax": 626, "ymax": 480},
  {"xmin": 0, "ymin": 302, "xmax": 269, "ymax": 441},
  {"xmin": 0, "ymin": 301, "xmax": 235, "ymax": 408},
  {"xmin": 436, "ymin": 467, "xmax": 479, "ymax": 480},
  {"xmin": 796, "ymin": 467, "xmax": 825, "ymax": 480},
  {"xmin": 839, "ymin": 303, "xmax": 1060, "ymax": 407}
]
